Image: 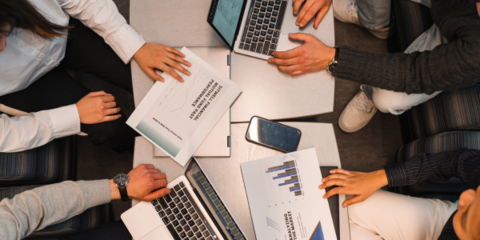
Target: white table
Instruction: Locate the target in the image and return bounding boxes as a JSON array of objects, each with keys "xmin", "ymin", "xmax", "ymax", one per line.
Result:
[
  {"xmin": 133, "ymin": 122, "xmax": 350, "ymax": 240},
  {"xmin": 130, "ymin": 0, "xmax": 336, "ymax": 121}
]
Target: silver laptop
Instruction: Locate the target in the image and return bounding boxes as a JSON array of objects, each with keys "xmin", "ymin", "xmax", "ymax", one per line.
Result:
[
  {"xmin": 122, "ymin": 159, "xmax": 247, "ymax": 240},
  {"xmin": 207, "ymin": 0, "xmax": 314, "ymax": 60}
]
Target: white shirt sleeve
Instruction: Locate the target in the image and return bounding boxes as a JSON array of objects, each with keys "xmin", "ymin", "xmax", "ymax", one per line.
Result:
[
  {"xmin": 57, "ymin": 0, "xmax": 146, "ymax": 63},
  {"xmin": 0, "ymin": 105, "xmax": 81, "ymax": 152}
]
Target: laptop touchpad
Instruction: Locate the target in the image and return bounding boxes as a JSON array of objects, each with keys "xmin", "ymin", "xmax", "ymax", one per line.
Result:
[
  {"xmin": 141, "ymin": 225, "xmax": 174, "ymax": 240},
  {"xmin": 281, "ymin": 1, "xmax": 314, "ymax": 35}
]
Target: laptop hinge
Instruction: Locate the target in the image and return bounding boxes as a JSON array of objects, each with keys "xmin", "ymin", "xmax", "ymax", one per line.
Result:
[
  {"xmin": 227, "ymin": 136, "xmax": 231, "ymax": 147},
  {"xmin": 227, "ymin": 54, "xmax": 231, "ymax": 66}
]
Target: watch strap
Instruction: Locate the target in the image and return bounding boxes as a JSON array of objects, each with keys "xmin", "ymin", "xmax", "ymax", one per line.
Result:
[{"xmin": 119, "ymin": 186, "xmax": 129, "ymax": 201}]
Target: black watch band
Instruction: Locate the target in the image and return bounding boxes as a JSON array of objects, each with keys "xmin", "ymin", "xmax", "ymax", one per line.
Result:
[
  {"xmin": 119, "ymin": 187, "xmax": 129, "ymax": 201},
  {"xmin": 327, "ymin": 47, "xmax": 339, "ymax": 75}
]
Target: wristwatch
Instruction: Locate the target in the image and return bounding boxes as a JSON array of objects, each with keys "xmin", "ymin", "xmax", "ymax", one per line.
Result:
[
  {"xmin": 114, "ymin": 173, "xmax": 130, "ymax": 201},
  {"xmin": 327, "ymin": 47, "xmax": 339, "ymax": 75}
]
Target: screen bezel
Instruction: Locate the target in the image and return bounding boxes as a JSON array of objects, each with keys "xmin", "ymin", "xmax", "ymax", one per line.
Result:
[
  {"xmin": 245, "ymin": 116, "xmax": 302, "ymax": 153},
  {"xmin": 185, "ymin": 158, "xmax": 248, "ymax": 240},
  {"xmin": 207, "ymin": 0, "xmax": 248, "ymax": 50}
]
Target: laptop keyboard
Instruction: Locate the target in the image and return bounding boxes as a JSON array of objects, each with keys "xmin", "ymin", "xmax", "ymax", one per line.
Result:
[
  {"xmin": 152, "ymin": 182, "xmax": 214, "ymax": 240},
  {"xmin": 239, "ymin": 0, "xmax": 287, "ymax": 56}
]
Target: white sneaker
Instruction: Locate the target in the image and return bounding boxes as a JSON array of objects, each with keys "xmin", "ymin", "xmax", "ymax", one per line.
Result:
[
  {"xmin": 333, "ymin": 0, "xmax": 392, "ymax": 40},
  {"xmin": 338, "ymin": 88, "xmax": 377, "ymax": 133},
  {"xmin": 333, "ymin": 0, "xmax": 362, "ymax": 26}
]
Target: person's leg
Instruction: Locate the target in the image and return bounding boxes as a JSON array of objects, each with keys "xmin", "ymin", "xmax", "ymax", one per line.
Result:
[
  {"xmin": 0, "ymin": 68, "xmax": 134, "ymax": 152},
  {"xmin": 60, "ymin": 18, "xmax": 133, "ymax": 93},
  {"xmin": 355, "ymin": 0, "xmax": 391, "ymax": 31},
  {"xmin": 366, "ymin": 24, "xmax": 447, "ymax": 114},
  {"xmin": 60, "ymin": 221, "xmax": 132, "ymax": 240},
  {"xmin": 348, "ymin": 190, "xmax": 457, "ymax": 240}
]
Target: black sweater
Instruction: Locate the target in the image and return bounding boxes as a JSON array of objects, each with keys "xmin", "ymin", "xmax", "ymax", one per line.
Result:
[{"xmin": 335, "ymin": 0, "xmax": 480, "ymax": 94}]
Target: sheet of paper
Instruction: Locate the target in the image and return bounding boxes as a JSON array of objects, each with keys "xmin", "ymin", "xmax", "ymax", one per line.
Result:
[
  {"xmin": 127, "ymin": 47, "xmax": 242, "ymax": 166},
  {"xmin": 241, "ymin": 148, "xmax": 336, "ymax": 240}
]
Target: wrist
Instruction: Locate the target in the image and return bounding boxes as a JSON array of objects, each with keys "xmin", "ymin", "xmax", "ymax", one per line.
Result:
[
  {"xmin": 109, "ymin": 179, "xmax": 121, "ymax": 200},
  {"xmin": 324, "ymin": 47, "xmax": 336, "ymax": 69},
  {"xmin": 374, "ymin": 169, "xmax": 388, "ymax": 188}
]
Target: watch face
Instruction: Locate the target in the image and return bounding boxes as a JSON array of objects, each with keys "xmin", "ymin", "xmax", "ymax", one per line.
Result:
[{"xmin": 114, "ymin": 173, "xmax": 129, "ymax": 188}]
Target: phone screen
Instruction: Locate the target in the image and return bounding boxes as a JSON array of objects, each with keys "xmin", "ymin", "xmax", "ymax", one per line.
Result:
[{"xmin": 246, "ymin": 116, "xmax": 301, "ymax": 153}]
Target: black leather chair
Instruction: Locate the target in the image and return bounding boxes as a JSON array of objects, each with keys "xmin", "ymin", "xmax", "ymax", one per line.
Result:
[
  {"xmin": 0, "ymin": 136, "xmax": 77, "ymax": 186},
  {"xmin": 389, "ymin": 0, "xmax": 479, "ymax": 200}
]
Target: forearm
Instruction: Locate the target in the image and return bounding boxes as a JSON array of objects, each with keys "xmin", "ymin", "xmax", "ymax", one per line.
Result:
[
  {"xmin": 59, "ymin": 0, "xmax": 145, "ymax": 63},
  {"xmin": 0, "ymin": 180, "xmax": 111, "ymax": 240},
  {"xmin": 335, "ymin": 42, "xmax": 480, "ymax": 94},
  {"xmin": 0, "ymin": 105, "xmax": 80, "ymax": 152},
  {"xmin": 384, "ymin": 149, "xmax": 480, "ymax": 187}
]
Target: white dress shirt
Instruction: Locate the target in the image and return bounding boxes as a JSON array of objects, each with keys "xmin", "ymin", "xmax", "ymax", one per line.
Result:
[{"xmin": 0, "ymin": 0, "xmax": 146, "ymax": 152}]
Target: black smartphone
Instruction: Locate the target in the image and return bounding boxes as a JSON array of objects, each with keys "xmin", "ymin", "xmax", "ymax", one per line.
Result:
[{"xmin": 245, "ymin": 116, "xmax": 302, "ymax": 153}]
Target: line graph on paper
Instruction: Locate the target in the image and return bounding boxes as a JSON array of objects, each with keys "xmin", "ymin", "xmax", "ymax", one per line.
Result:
[{"xmin": 170, "ymin": 71, "xmax": 198, "ymax": 113}]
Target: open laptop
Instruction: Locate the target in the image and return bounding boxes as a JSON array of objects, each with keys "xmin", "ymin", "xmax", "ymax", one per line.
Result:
[
  {"xmin": 207, "ymin": 0, "xmax": 314, "ymax": 60},
  {"xmin": 122, "ymin": 158, "xmax": 246, "ymax": 240}
]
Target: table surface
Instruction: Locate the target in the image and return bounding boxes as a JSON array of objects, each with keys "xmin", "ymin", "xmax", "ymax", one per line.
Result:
[
  {"xmin": 133, "ymin": 122, "xmax": 350, "ymax": 240},
  {"xmin": 130, "ymin": 0, "xmax": 335, "ymax": 121}
]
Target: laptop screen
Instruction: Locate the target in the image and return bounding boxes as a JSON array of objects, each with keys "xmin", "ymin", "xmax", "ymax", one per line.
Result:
[
  {"xmin": 207, "ymin": 0, "xmax": 245, "ymax": 48},
  {"xmin": 186, "ymin": 159, "xmax": 246, "ymax": 240}
]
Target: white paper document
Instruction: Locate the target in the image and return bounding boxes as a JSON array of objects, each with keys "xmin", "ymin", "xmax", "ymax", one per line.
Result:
[
  {"xmin": 241, "ymin": 148, "xmax": 336, "ymax": 240},
  {"xmin": 127, "ymin": 47, "xmax": 242, "ymax": 166}
]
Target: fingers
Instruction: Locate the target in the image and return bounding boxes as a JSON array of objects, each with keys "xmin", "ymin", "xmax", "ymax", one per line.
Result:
[
  {"xmin": 100, "ymin": 95, "xmax": 115, "ymax": 103},
  {"xmin": 330, "ymin": 169, "xmax": 351, "ymax": 175},
  {"xmin": 104, "ymin": 107, "xmax": 121, "ymax": 115},
  {"xmin": 313, "ymin": 6, "xmax": 328, "ymax": 29},
  {"xmin": 143, "ymin": 66, "xmax": 165, "ymax": 82},
  {"xmin": 323, "ymin": 186, "xmax": 345, "ymax": 199},
  {"xmin": 321, "ymin": 173, "xmax": 348, "ymax": 183},
  {"xmin": 342, "ymin": 195, "xmax": 364, "ymax": 208},
  {"xmin": 320, "ymin": 179, "xmax": 346, "ymax": 189},
  {"xmin": 102, "ymin": 114, "xmax": 121, "ymax": 122},
  {"xmin": 165, "ymin": 57, "xmax": 191, "ymax": 77},
  {"xmin": 89, "ymin": 91, "xmax": 108, "ymax": 97},
  {"xmin": 143, "ymin": 164, "xmax": 155, "ymax": 169},
  {"xmin": 165, "ymin": 46, "xmax": 186, "ymax": 58},
  {"xmin": 150, "ymin": 171, "xmax": 167, "ymax": 180},
  {"xmin": 104, "ymin": 101, "xmax": 117, "ymax": 109},
  {"xmin": 167, "ymin": 52, "xmax": 192, "ymax": 68},
  {"xmin": 277, "ymin": 64, "xmax": 301, "ymax": 75},
  {"xmin": 268, "ymin": 57, "xmax": 300, "ymax": 66},
  {"xmin": 272, "ymin": 48, "xmax": 298, "ymax": 59},
  {"xmin": 297, "ymin": 0, "xmax": 317, "ymax": 27},
  {"xmin": 143, "ymin": 188, "xmax": 171, "ymax": 202},
  {"xmin": 159, "ymin": 63, "xmax": 184, "ymax": 83},
  {"xmin": 293, "ymin": 0, "xmax": 305, "ymax": 14},
  {"xmin": 288, "ymin": 32, "xmax": 312, "ymax": 42}
]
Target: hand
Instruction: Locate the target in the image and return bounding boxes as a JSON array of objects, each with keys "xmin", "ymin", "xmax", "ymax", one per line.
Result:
[
  {"xmin": 294, "ymin": 0, "xmax": 332, "ymax": 29},
  {"xmin": 319, "ymin": 169, "xmax": 388, "ymax": 207},
  {"xmin": 76, "ymin": 91, "xmax": 121, "ymax": 124},
  {"xmin": 268, "ymin": 33, "xmax": 335, "ymax": 76},
  {"xmin": 134, "ymin": 43, "xmax": 192, "ymax": 83},
  {"xmin": 110, "ymin": 164, "xmax": 171, "ymax": 201}
]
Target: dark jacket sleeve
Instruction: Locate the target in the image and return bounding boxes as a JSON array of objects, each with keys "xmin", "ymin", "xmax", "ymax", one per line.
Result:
[
  {"xmin": 384, "ymin": 148, "xmax": 480, "ymax": 188},
  {"xmin": 335, "ymin": 35, "xmax": 480, "ymax": 94}
]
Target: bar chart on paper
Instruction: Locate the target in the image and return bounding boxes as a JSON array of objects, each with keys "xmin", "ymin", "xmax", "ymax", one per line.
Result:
[
  {"xmin": 266, "ymin": 160, "xmax": 303, "ymax": 197},
  {"xmin": 258, "ymin": 154, "xmax": 307, "ymax": 208}
]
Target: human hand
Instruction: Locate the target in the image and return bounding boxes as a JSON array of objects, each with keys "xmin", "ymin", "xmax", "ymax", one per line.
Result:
[
  {"xmin": 294, "ymin": 0, "xmax": 332, "ymax": 29},
  {"xmin": 109, "ymin": 164, "xmax": 171, "ymax": 202},
  {"xmin": 76, "ymin": 91, "xmax": 121, "ymax": 124},
  {"xmin": 134, "ymin": 43, "xmax": 192, "ymax": 83},
  {"xmin": 268, "ymin": 33, "xmax": 335, "ymax": 76},
  {"xmin": 319, "ymin": 169, "xmax": 388, "ymax": 207}
]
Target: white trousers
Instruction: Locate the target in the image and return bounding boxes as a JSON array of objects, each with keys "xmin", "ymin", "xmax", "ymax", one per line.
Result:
[
  {"xmin": 348, "ymin": 190, "xmax": 458, "ymax": 240},
  {"xmin": 356, "ymin": 0, "xmax": 448, "ymax": 115}
]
